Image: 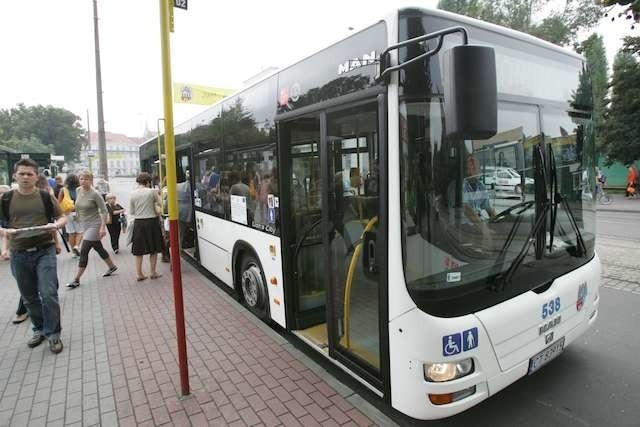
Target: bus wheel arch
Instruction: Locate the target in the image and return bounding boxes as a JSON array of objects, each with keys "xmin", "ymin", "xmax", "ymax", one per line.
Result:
[{"xmin": 233, "ymin": 242, "xmax": 270, "ymax": 320}]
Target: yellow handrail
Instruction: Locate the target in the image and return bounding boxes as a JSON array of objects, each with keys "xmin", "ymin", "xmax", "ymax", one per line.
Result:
[{"xmin": 342, "ymin": 216, "xmax": 378, "ymax": 348}]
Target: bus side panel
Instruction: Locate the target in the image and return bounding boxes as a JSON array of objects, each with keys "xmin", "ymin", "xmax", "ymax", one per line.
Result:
[{"xmin": 194, "ymin": 211, "xmax": 286, "ymax": 328}]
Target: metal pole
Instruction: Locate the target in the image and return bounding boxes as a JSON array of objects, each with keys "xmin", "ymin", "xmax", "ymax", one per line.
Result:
[
  {"xmin": 158, "ymin": 0, "xmax": 190, "ymax": 396},
  {"xmin": 93, "ymin": 0, "xmax": 108, "ymax": 179},
  {"xmin": 156, "ymin": 118, "xmax": 165, "ymax": 189}
]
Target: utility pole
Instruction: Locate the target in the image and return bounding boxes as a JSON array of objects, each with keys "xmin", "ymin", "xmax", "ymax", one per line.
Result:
[
  {"xmin": 87, "ymin": 110, "xmax": 93, "ymax": 173},
  {"xmin": 93, "ymin": 0, "xmax": 108, "ymax": 179}
]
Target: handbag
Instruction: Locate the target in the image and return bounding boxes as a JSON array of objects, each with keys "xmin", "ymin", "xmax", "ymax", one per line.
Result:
[
  {"xmin": 59, "ymin": 188, "xmax": 75, "ymax": 214},
  {"xmin": 126, "ymin": 218, "xmax": 135, "ymax": 246}
]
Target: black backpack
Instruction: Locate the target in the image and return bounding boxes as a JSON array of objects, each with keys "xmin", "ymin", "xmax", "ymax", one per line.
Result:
[{"xmin": 1, "ymin": 190, "xmax": 55, "ymax": 227}]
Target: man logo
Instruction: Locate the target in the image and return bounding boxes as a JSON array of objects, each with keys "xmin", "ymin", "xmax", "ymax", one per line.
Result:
[{"xmin": 338, "ymin": 51, "xmax": 376, "ymax": 75}]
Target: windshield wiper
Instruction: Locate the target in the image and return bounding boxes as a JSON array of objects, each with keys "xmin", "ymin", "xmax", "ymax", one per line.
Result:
[
  {"xmin": 548, "ymin": 145, "xmax": 587, "ymax": 257},
  {"xmin": 489, "ymin": 144, "xmax": 549, "ymax": 292}
]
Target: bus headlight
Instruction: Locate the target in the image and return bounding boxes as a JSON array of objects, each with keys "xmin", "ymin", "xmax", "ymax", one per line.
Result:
[{"xmin": 423, "ymin": 358, "xmax": 474, "ymax": 382}]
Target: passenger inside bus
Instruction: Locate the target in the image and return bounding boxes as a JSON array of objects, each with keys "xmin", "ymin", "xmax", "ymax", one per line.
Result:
[{"xmin": 448, "ymin": 153, "xmax": 496, "ymax": 234}]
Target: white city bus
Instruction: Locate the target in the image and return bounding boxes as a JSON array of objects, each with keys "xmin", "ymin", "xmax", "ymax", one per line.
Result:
[{"xmin": 140, "ymin": 7, "xmax": 600, "ymax": 420}]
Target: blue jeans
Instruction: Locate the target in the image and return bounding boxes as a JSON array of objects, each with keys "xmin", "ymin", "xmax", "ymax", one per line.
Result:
[{"xmin": 11, "ymin": 245, "xmax": 61, "ymax": 340}]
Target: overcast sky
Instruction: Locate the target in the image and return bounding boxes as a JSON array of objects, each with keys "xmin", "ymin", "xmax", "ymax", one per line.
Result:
[{"xmin": 0, "ymin": 0, "xmax": 634, "ymax": 138}]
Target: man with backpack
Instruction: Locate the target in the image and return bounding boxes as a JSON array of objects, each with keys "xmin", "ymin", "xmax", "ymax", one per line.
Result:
[{"xmin": 0, "ymin": 158, "xmax": 67, "ymax": 354}]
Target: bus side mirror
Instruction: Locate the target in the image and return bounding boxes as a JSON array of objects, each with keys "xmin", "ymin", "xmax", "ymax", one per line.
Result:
[{"xmin": 444, "ymin": 45, "xmax": 497, "ymax": 140}]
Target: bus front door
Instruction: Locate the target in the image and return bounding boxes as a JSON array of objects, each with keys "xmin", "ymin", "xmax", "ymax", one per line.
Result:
[{"xmin": 325, "ymin": 102, "xmax": 382, "ymax": 381}]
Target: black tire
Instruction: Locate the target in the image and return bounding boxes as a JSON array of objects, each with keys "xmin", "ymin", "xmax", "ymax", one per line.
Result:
[{"xmin": 238, "ymin": 255, "xmax": 269, "ymax": 320}]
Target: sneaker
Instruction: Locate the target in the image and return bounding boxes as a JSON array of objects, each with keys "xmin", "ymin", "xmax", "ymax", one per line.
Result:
[
  {"xmin": 66, "ymin": 280, "xmax": 80, "ymax": 289},
  {"xmin": 49, "ymin": 338, "xmax": 63, "ymax": 354},
  {"xmin": 27, "ymin": 331, "xmax": 45, "ymax": 348},
  {"xmin": 114, "ymin": 249, "xmax": 119, "ymax": 254},
  {"xmin": 12, "ymin": 313, "xmax": 28, "ymax": 324},
  {"xmin": 103, "ymin": 266, "xmax": 118, "ymax": 277},
  {"xmin": 72, "ymin": 246, "xmax": 80, "ymax": 257}
]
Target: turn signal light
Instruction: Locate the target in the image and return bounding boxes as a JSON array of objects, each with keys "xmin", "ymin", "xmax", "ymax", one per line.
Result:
[
  {"xmin": 429, "ymin": 386, "xmax": 476, "ymax": 405},
  {"xmin": 270, "ymin": 277, "xmax": 278, "ymax": 285}
]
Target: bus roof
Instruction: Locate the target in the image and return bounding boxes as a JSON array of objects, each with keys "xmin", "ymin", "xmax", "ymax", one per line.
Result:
[{"xmin": 143, "ymin": 6, "xmax": 584, "ymax": 149}]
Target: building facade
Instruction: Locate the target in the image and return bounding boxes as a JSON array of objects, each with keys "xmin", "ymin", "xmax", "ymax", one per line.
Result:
[{"xmin": 79, "ymin": 132, "xmax": 144, "ymax": 177}]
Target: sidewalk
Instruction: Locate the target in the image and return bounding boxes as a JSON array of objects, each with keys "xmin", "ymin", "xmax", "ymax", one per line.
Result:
[
  {"xmin": 0, "ymin": 242, "xmax": 395, "ymax": 426},
  {"xmin": 597, "ymin": 192, "xmax": 640, "ymax": 213}
]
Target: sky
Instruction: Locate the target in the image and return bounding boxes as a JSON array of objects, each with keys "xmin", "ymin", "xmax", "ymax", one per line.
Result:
[{"xmin": 0, "ymin": 0, "xmax": 635, "ymax": 139}]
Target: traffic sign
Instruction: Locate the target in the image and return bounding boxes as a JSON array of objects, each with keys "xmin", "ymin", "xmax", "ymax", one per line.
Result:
[
  {"xmin": 87, "ymin": 151, "xmax": 95, "ymax": 158},
  {"xmin": 173, "ymin": 0, "xmax": 187, "ymax": 10}
]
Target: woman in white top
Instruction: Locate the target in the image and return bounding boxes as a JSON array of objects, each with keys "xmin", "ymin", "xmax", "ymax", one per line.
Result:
[{"xmin": 129, "ymin": 172, "xmax": 164, "ymax": 281}]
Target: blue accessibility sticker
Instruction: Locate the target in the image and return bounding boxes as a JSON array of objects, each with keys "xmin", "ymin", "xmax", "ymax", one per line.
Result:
[
  {"xmin": 442, "ymin": 333, "xmax": 462, "ymax": 356},
  {"xmin": 442, "ymin": 328, "xmax": 479, "ymax": 356},
  {"xmin": 462, "ymin": 327, "xmax": 478, "ymax": 351}
]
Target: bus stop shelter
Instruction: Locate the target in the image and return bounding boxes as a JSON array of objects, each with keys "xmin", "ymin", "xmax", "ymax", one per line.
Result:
[{"xmin": 0, "ymin": 144, "xmax": 52, "ymax": 186}]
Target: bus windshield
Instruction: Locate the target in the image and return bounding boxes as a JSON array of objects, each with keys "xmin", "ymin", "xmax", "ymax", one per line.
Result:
[{"xmin": 399, "ymin": 99, "xmax": 596, "ymax": 317}]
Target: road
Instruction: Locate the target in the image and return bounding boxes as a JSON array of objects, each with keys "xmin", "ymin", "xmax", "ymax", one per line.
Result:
[
  {"xmin": 106, "ymin": 176, "xmax": 137, "ymax": 209},
  {"xmin": 597, "ymin": 209, "xmax": 640, "ymax": 241}
]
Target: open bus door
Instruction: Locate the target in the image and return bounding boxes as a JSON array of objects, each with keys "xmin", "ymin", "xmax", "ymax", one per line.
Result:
[{"xmin": 281, "ymin": 97, "xmax": 385, "ymax": 390}]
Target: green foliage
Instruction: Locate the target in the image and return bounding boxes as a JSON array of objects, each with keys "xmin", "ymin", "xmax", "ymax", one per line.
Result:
[
  {"xmin": 0, "ymin": 104, "xmax": 85, "ymax": 161},
  {"xmin": 603, "ymin": 51, "xmax": 640, "ymax": 165},
  {"xmin": 577, "ymin": 34, "xmax": 608, "ymax": 149},
  {"xmin": 601, "ymin": 1, "xmax": 640, "ymax": 27},
  {"xmin": 437, "ymin": 0, "xmax": 603, "ymax": 45}
]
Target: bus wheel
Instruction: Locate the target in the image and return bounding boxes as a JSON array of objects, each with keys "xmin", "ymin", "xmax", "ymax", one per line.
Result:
[{"xmin": 239, "ymin": 256, "xmax": 269, "ymax": 319}]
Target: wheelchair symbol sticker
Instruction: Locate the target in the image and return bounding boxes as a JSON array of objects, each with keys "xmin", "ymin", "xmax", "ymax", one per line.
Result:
[
  {"xmin": 442, "ymin": 333, "xmax": 462, "ymax": 356},
  {"xmin": 442, "ymin": 328, "xmax": 479, "ymax": 356}
]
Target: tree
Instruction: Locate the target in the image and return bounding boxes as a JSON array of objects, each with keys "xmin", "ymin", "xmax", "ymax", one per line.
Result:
[
  {"xmin": 0, "ymin": 104, "xmax": 85, "ymax": 161},
  {"xmin": 437, "ymin": 0, "xmax": 603, "ymax": 46},
  {"xmin": 602, "ymin": 49, "xmax": 640, "ymax": 165},
  {"xmin": 576, "ymin": 34, "xmax": 608, "ymax": 149},
  {"xmin": 601, "ymin": 1, "xmax": 640, "ymax": 28}
]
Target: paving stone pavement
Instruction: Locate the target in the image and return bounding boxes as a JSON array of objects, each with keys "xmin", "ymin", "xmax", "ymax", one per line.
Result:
[
  {"xmin": 597, "ymin": 238, "xmax": 640, "ymax": 294},
  {"xmin": 0, "ymin": 241, "xmax": 395, "ymax": 426}
]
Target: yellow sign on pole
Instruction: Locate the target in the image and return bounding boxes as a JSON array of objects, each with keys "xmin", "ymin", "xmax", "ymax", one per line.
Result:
[{"xmin": 173, "ymin": 83, "xmax": 234, "ymax": 105}]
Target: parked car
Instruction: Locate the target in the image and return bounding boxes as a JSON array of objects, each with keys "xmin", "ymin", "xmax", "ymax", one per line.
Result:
[{"xmin": 481, "ymin": 166, "xmax": 533, "ymax": 197}]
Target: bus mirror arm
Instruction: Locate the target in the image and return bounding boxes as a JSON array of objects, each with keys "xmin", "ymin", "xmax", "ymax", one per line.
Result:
[
  {"xmin": 376, "ymin": 25, "xmax": 497, "ymax": 140},
  {"xmin": 376, "ymin": 26, "xmax": 468, "ymax": 83}
]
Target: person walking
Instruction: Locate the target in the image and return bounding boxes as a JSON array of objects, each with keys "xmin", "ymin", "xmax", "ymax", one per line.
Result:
[
  {"xmin": 95, "ymin": 175, "xmax": 110, "ymax": 200},
  {"xmin": 105, "ymin": 193, "xmax": 125, "ymax": 253},
  {"xmin": 129, "ymin": 172, "xmax": 164, "ymax": 281},
  {"xmin": 58, "ymin": 174, "xmax": 81, "ymax": 256},
  {"xmin": 52, "ymin": 175, "xmax": 64, "ymax": 198},
  {"xmin": 0, "ymin": 158, "xmax": 66, "ymax": 353},
  {"xmin": 626, "ymin": 166, "xmax": 637, "ymax": 198},
  {"xmin": 0, "ymin": 184, "xmax": 28, "ymax": 324},
  {"xmin": 65, "ymin": 171, "xmax": 117, "ymax": 289}
]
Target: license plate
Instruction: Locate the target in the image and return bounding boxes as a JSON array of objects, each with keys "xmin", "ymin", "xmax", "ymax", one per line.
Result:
[{"xmin": 528, "ymin": 337, "xmax": 565, "ymax": 375}]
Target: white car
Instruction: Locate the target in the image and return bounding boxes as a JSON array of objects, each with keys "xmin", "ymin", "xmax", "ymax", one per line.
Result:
[{"xmin": 481, "ymin": 166, "xmax": 533, "ymax": 197}]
